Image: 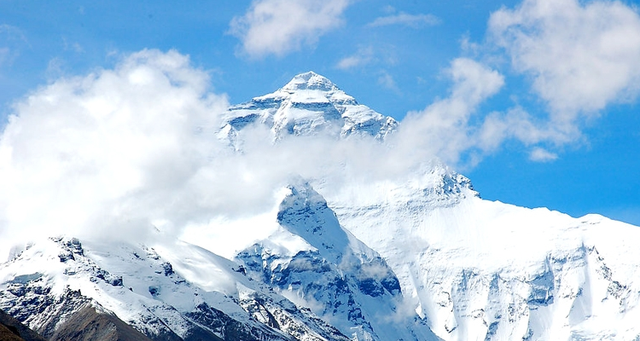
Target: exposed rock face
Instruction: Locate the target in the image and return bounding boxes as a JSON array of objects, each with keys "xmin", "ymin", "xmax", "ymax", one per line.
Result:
[
  {"xmin": 0, "ymin": 309, "xmax": 45, "ymax": 341},
  {"xmin": 47, "ymin": 305, "xmax": 155, "ymax": 341}
]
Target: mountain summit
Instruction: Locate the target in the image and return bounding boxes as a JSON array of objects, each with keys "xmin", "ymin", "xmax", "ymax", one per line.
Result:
[
  {"xmin": 281, "ymin": 71, "xmax": 339, "ymax": 92},
  {"xmin": 221, "ymin": 72, "xmax": 397, "ymax": 142}
]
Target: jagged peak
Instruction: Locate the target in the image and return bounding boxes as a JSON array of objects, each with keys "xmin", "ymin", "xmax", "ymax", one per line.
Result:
[{"xmin": 281, "ymin": 71, "xmax": 339, "ymax": 92}]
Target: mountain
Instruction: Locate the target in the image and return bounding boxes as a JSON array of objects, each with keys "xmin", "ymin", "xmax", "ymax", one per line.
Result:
[
  {"xmin": 219, "ymin": 71, "xmax": 397, "ymax": 147},
  {"xmin": 2, "ymin": 72, "xmax": 640, "ymax": 341}
]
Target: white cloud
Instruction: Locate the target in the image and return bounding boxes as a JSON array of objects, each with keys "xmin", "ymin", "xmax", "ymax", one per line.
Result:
[
  {"xmin": 459, "ymin": 0, "xmax": 640, "ymax": 162},
  {"xmin": 0, "ymin": 49, "xmax": 511, "ymax": 258},
  {"xmin": 229, "ymin": 0, "xmax": 351, "ymax": 58},
  {"xmin": 336, "ymin": 47, "xmax": 374, "ymax": 70},
  {"xmin": 377, "ymin": 70, "xmax": 398, "ymax": 91},
  {"xmin": 394, "ymin": 58, "xmax": 505, "ymax": 166},
  {"xmin": 0, "ymin": 49, "xmax": 230, "ymax": 249},
  {"xmin": 477, "ymin": 107, "xmax": 580, "ymax": 153},
  {"xmin": 489, "ymin": 0, "xmax": 640, "ymax": 120},
  {"xmin": 0, "ymin": 48, "xmax": 428, "ymax": 258},
  {"xmin": 529, "ymin": 147, "xmax": 558, "ymax": 162},
  {"xmin": 367, "ymin": 12, "xmax": 440, "ymax": 28}
]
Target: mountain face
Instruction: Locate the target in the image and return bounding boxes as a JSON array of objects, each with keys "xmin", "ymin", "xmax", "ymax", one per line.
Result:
[{"xmin": 2, "ymin": 72, "xmax": 640, "ymax": 341}]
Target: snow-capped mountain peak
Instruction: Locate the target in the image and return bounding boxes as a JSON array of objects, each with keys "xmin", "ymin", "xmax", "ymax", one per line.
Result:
[
  {"xmin": 221, "ymin": 72, "xmax": 398, "ymax": 143},
  {"xmin": 280, "ymin": 71, "xmax": 339, "ymax": 92}
]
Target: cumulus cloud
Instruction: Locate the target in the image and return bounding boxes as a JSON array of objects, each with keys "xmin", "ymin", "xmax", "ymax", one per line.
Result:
[
  {"xmin": 367, "ymin": 12, "xmax": 440, "ymax": 28},
  {"xmin": 393, "ymin": 0, "xmax": 640, "ymax": 165},
  {"xmin": 0, "ymin": 48, "xmax": 433, "ymax": 258},
  {"xmin": 229, "ymin": 0, "xmax": 351, "ymax": 58},
  {"xmin": 0, "ymin": 49, "xmax": 230, "ymax": 249},
  {"xmin": 447, "ymin": 0, "xmax": 640, "ymax": 162},
  {"xmin": 489, "ymin": 0, "xmax": 640, "ymax": 120},
  {"xmin": 0, "ymin": 49, "xmax": 510, "ymax": 258}
]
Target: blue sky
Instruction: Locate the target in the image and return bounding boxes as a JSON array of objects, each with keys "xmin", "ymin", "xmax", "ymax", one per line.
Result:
[{"xmin": 1, "ymin": 0, "xmax": 639, "ymax": 226}]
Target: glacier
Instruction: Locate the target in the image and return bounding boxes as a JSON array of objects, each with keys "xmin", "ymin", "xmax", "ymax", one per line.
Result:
[{"xmin": 1, "ymin": 71, "xmax": 640, "ymax": 341}]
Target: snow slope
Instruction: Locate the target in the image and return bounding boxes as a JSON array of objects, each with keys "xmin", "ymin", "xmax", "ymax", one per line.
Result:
[{"xmin": 327, "ymin": 169, "xmax": 640, "ymax": 341}]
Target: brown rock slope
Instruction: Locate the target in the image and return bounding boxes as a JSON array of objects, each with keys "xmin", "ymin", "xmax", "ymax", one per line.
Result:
[
  {"xmin": 0, "ymin": 309, "xmax": 46, "ymax": 341},
  {"xmin": 47, "ymin": 305, "xmax": 153, "ymax": 341}
]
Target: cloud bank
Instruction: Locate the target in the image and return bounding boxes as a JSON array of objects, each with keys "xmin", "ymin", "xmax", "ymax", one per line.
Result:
[
  {"xmin": 0, "ymin": 50, "xmax": 505, "ymax": 257},
  {"xmin": 3, "ymin": 0, "xmax": 640, "ymax": 258},
  {"xmin": 336, "ymin": 46, "xmax": 374, "ymax": 70},
  {"xmin": 0, "ymin": 50, "xmax": 230, "ymax": 249},
  {"xmin": 0, "ymin": 49, "xmax": 406, "ymax": 256},
  {"xmin": 229, "ymin": 0, "xmax": 352, "ymax": 58}
]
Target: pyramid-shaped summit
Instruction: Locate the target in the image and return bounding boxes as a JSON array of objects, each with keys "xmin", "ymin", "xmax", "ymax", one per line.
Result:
[
  {"xmin": 223, "ymin": 72, "xmax": 398, "ymax": 141},
  {"xmin": 281, "ymin": 71, "xmax": 339, "ymax": 92}
]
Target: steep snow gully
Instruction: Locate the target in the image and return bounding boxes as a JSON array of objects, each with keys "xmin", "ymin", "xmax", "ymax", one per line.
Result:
[{"xmin": 2, "ymin": 72, "xmax": 640, "ymax": 341}]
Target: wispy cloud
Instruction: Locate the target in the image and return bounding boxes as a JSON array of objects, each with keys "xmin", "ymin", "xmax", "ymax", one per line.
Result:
[
  {"xmin": 336, "ymin": 46, "xmax": 374, "ymax": 70},
  {"xmin": 0, "ymin": 24, "xmax": 28, "ymax": 67},
  {"xmin": 62, "ymin": 36, "xmax": 84, "ymax": 53},
  {"xmin": 529, "ymin": 147, "xmax": 558, "ymax": 162},
  {"xmin": 377, "ymin": 70, "xmax": 398, "ymax": 91},
  {"xmin": 367, "ymin": 12, "xmax": 440, "ymax": 28},
  {"xmin": 0, "ymin": 24, "xmax": 27, "ymax": 43},
  {"xmin": 229, "ymin": 0, "xmax": 352, "ymax": 58},
  {"xmin": 0, "ymin": 47, "xmax": 9, "ymax": 66}
]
